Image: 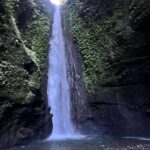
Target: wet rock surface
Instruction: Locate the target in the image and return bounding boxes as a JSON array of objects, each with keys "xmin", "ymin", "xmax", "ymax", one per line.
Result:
[
  {"xmin": 64, "ymin": 0, "xmax": 150, "ymax": 136},
  {"xmin": 64, "ymin": 28, "xmax": 89, "ymax": 125},
  {"xmin": 0, "ymin": 0, "xmax": 53, "ymax": 148},
  {"xmin": 88, "ymin": 84, "xmax": 150, "ymax": 136}
]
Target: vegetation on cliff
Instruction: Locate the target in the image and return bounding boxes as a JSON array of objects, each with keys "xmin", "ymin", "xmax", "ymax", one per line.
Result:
[
  {"xmin": 64, "ymin": 0, "xmax": 150, "ymax": 94},
  {"xmin": 63, "ymin": 0, "xmax": 150, "ymax": 136},
  {"xmin": 0, "ymin": 0, "xmax": 53, "ymax": 148},
  {"xmin": 0, "ymin": 0, "xmax": 150, "ymax": 147}
]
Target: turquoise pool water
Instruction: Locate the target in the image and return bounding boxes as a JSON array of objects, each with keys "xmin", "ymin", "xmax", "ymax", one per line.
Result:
[{"xmin": 7, "ymin": 136, "xmax": 150, "ymax": 150}]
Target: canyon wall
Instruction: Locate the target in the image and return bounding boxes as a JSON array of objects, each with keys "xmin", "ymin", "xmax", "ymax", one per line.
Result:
[
  {"xmin": 63, "ymin": 0, "xmax": 150, "ymax": 136},
  {"xmin": 0, "ymin": 0, "xmax": 53, "ymax": 148}
]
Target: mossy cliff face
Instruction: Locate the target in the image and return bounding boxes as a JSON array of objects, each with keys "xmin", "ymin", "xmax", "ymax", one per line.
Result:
[
  {"xmin": 64, "ymin": 0, "xmax": 150, "ymax": 135},
  {"xmin": 0, "ymin": 0, "xmax": 53, "ymax": 148}
]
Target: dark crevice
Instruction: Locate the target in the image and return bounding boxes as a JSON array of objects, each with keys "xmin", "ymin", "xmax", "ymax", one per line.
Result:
[{"xmin": 23, "ymin": 62, "xmax": 36, "ymax": 75}]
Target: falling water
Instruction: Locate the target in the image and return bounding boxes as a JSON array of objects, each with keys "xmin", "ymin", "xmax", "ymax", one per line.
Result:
[{"xmin": 47, "ymin": 6, "xmax": 76, "ymax": 139}]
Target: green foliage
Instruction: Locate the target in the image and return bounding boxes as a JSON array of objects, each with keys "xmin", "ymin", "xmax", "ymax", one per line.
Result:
[
  {"xmin": 0, "ymin": 61, "xmax": 30, "ymax": 102},
  {"xmin": 64, "ymin": 0, "xmax": 129, "ymax": 93},
  {"xmin": 20, "ymin": 2, "xmax": 52, "ymax": 70},
  {"xmin": 3, "ymin": 0, "xmax": 13, "ymax": 9},
  {"xmin": 0, "ymin": 0, "xmax": 52, "ymax": 104}
]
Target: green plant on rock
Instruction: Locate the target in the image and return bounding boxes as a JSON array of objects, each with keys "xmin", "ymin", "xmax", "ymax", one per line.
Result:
[
  {"xmin": 64, "ymin": 0, "xmax": 129, "ymax": 93},
  {"xmin": 20, "ymin": 1, "xmax": 52, "ymax": 70}
]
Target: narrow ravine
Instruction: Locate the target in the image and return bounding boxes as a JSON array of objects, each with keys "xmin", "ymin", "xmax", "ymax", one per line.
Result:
[
  {"xmin": 47, "ymin": 6, "xmax": 76, "ymax": 139},
  {"xmin": 1, "ymin": 0, "xmax": 150, "ymax": 149}
]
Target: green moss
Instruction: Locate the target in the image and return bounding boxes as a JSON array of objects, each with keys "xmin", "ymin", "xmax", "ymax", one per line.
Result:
[
  {"xmin": 64, "ymin": 0, "xmax": 150, "ymax": 94},
  {"xmin": 20, "ymin": 1, "xmax": 52, "ymax": 70},
  {"xmin": 0, "ymin": 61, "xmax": 30, "ymax": 102},
  {"xmin": 0, "ymin": 0, "xmax": 53, "ymax": 104},
  {"xmin": 64, "ymin": 1, "xmax": 128, "ymax": 93},
  {"xmin": 3, "ymin": 0, "xmax": 13, "ymax": 10},
  {"xmin": 24, "ymin": 91, "xmax": 36, "ymax": 104}
]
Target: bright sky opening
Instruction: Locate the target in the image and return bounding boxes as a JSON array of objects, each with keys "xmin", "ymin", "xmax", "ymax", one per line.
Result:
[{"xmin": 50, "ymin": 0, "xmax": 64, "ymax": 5}]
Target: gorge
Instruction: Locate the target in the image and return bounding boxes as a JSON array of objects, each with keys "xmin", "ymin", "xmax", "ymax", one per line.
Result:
[{"xmin": 0, "ymin": 0, "xmax": 150, "ymax": 149}]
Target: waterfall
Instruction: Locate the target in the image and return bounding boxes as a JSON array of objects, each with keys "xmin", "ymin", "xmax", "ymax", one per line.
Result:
[{"xmin": 47, "ymin": 6, "xmax": 76, "ymax": 139}]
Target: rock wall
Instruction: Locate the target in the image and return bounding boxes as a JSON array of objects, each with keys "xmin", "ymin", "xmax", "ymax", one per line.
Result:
[
  {"xmin": 0, "ymin": 0, "xmax": 53, "ymax": 148},
  {"xmin": 63, "ymin": 23, "xmax": 89, "ymax": 125},
  {"xmin": 63, "ymin": 0, "xmax": 150, "ymax": 136}
]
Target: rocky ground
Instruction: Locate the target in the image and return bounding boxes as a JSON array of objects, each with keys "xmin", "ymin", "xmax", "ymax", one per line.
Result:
[
  {"xmin": 4, "ymin": 144, "xmax": 150, "ymax": 150},
  {"xmin": 103, "ymin": 144, "xmax": 150, "ymax": 150}
]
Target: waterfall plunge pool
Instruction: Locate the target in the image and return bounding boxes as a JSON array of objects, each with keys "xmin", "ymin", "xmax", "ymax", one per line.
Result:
[{"xmin": 6, "ymin": 136, "xmax": 150, "ymax": 150}]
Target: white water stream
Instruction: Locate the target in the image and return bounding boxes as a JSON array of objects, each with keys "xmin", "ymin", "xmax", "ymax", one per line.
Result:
[{"xmin": 47, "ymin": 6, "xmax": 76, "ymax": 139}]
